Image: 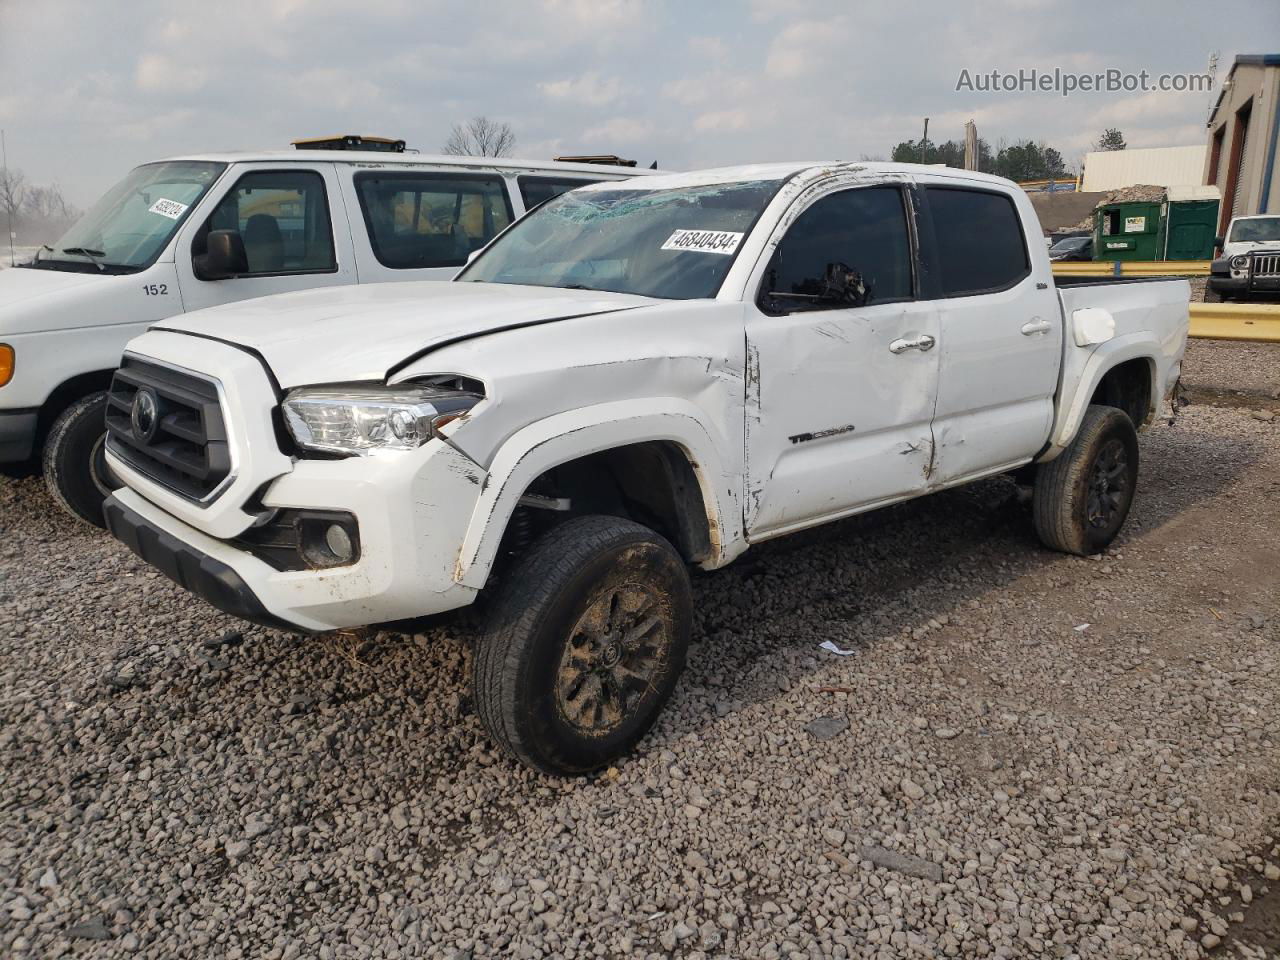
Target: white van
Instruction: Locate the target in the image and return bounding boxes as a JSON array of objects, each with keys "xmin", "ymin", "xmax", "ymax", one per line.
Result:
[{"xmin": 0, "ymin": 140, "xmax": 647, "ymax": 525}]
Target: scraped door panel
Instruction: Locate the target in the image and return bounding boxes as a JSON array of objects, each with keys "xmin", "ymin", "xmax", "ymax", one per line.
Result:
[{"xmin": 745, "ymin": 301, "xmax": 940, "ymax": 537}]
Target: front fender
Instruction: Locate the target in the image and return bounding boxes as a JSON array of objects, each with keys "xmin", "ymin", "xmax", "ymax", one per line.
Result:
[{"xmin": 453, "ymin": 398, "xmax": 744, "ymax": 589}]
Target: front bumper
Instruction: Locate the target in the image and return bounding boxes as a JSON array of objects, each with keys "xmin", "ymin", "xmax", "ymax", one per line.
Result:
[
  {"xmin": 104, "ymin": 494, "xmax": 299, "ymax": 631},
  {"xmin": 0, "ymin": 409, "xmax": 38, "ymax": 462},
  {"xmin": 105, "ymin": 440, "xmax": 486, "ymax": 632}
]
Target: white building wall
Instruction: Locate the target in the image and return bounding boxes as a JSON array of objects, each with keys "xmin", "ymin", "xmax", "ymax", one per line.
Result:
[{"xmin": 1081, "ymin": 145, "xmax": 1208, "ymax": 192}]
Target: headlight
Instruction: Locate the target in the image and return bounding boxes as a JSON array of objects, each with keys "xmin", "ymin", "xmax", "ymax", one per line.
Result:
[
  {"xmin": 1230, "ymin": 255, "xmax": 1249, "ymax": 270},
  {"xmin": 282, "ymin": 383, "xmax": 481, "ymax": 456}
]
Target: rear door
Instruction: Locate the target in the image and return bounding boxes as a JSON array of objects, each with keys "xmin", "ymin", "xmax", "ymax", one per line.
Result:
[
  {"xmin": 744, "ymin": 182, "xmax": 941, "ymax": 538},
  {"xmin": 174, "ymin": 162, "xmax": 355, "ymax": 313},
  {"xmin": 919, "ymin": 181, "xmax": 1062, "ymax": 484}
]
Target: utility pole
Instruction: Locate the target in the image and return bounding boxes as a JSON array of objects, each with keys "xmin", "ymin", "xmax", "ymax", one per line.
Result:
[
  {"xmin": 964, "ymin": 120, "xmax": 978, "ymax": 171},
  {"xmin": 1, "ymin": 129, "xmax": 13, "ymax": 267},
  {"xmin": 920, "ymin": 118, "xmax": 929, "ymax": 164}
]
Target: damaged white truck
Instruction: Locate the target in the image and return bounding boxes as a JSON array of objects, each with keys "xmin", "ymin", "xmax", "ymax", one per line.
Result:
[{"xmin": 102, "ymin": 162, "xmax": 1189, "ymax": 775}]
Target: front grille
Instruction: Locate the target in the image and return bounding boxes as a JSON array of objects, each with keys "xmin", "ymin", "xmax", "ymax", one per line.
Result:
[
  {"xmin": 105, "ymin": 357, "xmax": 232, "ymax": 502},
  {"xmin": 1252, "ymin": 253, "xmax": 1280, "ymax": 279}
]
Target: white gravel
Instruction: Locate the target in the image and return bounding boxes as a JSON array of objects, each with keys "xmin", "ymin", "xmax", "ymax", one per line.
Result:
[{"xmin": 2, "ymin": 398, "xmax": 1278, "ymax": 958}]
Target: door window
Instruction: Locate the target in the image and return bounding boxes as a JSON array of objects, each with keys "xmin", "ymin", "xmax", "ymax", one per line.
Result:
[
  {"xmin": 197, "ymin": 170, "xmax": 335, "ymax": 275},
  {"xmin": 925, "ymin": 187, "xmax": 1029, "ymax": 296},
  {"xmin": 516, "ymin": 176, "xmax": 600, "ymax": 210},
  {"xmin": 760, "ymin": 186, "xmax": 913, "ymax": 313},
  {"xmin": 355, "ymin": 173, "xmax": 513, "ymax": 269}
]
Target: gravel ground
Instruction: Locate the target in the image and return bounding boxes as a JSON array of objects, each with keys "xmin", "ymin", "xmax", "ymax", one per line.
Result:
[{"xmin": 3, "ymin": 391, "xmax": 1279, "ymax": 958}]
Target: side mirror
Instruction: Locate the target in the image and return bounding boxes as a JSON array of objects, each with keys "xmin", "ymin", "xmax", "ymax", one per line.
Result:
[
  {"xmin": 818, "ymin": 262, "xmax": 869, "ymax": 307},
  {"xmin": 1213, "ymin": 235, "xmax": 1225, "ymax": 250},
  {"xmin": 193, "ymin": 229, "xmax": 248, "ymax": 280}
]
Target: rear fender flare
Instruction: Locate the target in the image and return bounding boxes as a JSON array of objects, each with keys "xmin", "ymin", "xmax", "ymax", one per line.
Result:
[{"xmin": 1041, "ymin": 334, "xmax": 1159, "ymax": 461}]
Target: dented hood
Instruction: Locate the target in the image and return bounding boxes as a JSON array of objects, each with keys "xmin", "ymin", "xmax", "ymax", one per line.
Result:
[{"xmin": 153, "ymin": 280, "xmax": 657, "ymax": 387}]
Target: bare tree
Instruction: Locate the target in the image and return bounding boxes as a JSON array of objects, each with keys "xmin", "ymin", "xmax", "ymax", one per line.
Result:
[
  {"xmin": 0, "ymin": 166, "xmax": 26, "ymax": 235},
  {"xmin": 442, "ymin": 116, "xmax": 516, "ymax": 158},
  {"xmin": 24, "ymin": 183, "xmax": 75, "ymax": 223}
]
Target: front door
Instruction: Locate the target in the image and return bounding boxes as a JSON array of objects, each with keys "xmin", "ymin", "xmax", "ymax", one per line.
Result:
[
  {"xmin": 175, "ymin": 163, "xmax": 357, "ymax": 313},
  {"xmin": 744, "ymin": 183, "xmax": 940, "ymax": 538}
]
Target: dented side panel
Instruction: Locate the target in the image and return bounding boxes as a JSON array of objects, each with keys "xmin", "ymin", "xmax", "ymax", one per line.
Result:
[{"xmin": 396, "ymin": 299, "xmax": 750, "ymax": 573}]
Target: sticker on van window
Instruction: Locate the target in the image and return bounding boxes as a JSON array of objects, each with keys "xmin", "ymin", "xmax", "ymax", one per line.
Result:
[
  {"xmin": 661, "ymin": 229, "xmax": 744, "ymax": 256},
  {"xmin": 148, "ymin": 198, "xmax": 189, "ymax": 220}
]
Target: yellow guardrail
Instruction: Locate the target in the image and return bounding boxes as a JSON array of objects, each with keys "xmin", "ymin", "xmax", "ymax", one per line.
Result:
[
  {"xmin": 1188, "ymin": 303, "xmax": 1280, "ymax": 343},
  {"xmin": 1052, "ymin": 260, "xmax": 1212, "ymax": 277}
]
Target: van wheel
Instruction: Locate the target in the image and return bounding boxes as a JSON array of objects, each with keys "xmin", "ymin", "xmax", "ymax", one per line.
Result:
[
  {"xmin": 43, "ymin": 392, "xmax": 118, "ymax": 529},
  {"xmin": 473, "ymin": 515, "xmax": 692, "ymax": 776},
  {"xmin": 1033, "ymin": 405, "xmax": 1139, "ymax": 556}
]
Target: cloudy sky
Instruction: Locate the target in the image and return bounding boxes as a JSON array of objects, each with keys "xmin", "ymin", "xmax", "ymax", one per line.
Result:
[{"xmin": 0, "ymin": 0, "xmax": 1275, "ymax": 208}]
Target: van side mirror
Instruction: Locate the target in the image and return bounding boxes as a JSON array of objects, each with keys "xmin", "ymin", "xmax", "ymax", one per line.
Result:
[
  {"xmin": 193, "ymin": 229, "xmax": 248, "ymax": 280},
  {"xmin": 1213, "ymin": 235, "xmax": 1225, "ymax": 249}
]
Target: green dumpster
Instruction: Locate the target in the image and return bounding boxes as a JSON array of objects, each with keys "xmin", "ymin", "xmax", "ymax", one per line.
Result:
[{"xmin": 1095, "ymin": 201, "xmax": 1162, "ymax": 262}]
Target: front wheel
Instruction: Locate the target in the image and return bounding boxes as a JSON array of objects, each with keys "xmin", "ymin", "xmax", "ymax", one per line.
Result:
[
  {"xmin": 1033, "ymin": 405, "xmax": 1139, "ymax": 556},
  {"xmin": 43, "ymin": 392, "xmax": 119, "ymax": 529},
  {"xmin": 472, "ymin": 515, "xmax": 693, "ymax": 776}
]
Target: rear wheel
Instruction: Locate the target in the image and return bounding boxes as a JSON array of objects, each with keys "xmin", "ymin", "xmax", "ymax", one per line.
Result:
[
  {"xmin": 473, "ymin": 515, "xmax": 692, "ymax": 776},
  {"xmin": 43, "ymin": 392, "xmax": 119, "ymax": 529},
  {"xmin": 1033, "ymin": 405, "xmax": 1139, "ymax": 556}
]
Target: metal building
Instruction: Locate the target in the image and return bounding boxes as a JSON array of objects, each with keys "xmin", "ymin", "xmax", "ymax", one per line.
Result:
[
  {"xmin": 1203, "ymin": 54, "xmax": 1280, "ymax": 233},
  {"xmin": 1080, "ymin": 145, "xmax": 1207, "ymax": 193}
]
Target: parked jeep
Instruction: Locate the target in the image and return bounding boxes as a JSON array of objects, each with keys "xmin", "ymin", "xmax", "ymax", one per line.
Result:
[
  {"xmin": 102, "ymin": 162, "xmax": 1189, "ymax": 775},
  {"xmin": 1207, "ymin": 214, "xmax": 1280, "ymax": 302}
]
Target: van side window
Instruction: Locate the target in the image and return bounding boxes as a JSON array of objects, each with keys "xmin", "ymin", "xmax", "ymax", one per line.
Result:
[
  {"xmin": 517, "ymin": 176, "xmax": 599, "ymax": 210},
  {"xmin": 925, "ymin": 187, "xmax": 1030, "ymax": 296},
  {"xmin": 355, "ymin": 173, "xmax": 513, "ymax": 269},
  {"xmin": 761, "ymin": 186, "xmax": 914, "ymax": 312},
  {"xmin": 200, "ymin": 170, "xmax": 336, "ymax": 275}
]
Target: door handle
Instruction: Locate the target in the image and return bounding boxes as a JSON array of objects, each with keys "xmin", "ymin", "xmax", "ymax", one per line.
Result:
[
  {"xmin": 1021, "ymin": 318, "xmax": 1053, "ymax": 336},
  {"xmin": 889, "ymin": 334, "xmax": 936, "ymax": 354}
]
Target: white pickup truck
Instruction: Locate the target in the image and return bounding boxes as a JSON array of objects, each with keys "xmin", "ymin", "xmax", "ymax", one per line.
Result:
[
  {"xmin": 0, "ymin": 144, "xmax": 641, "ymax": 526},
  {"xmin": 102, "ymin": 162, "xmax": 1189, "ymax": 775}
]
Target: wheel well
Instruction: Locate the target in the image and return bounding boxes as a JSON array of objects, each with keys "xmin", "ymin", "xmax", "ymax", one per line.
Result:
[
  {"xmin": 506, "ymin": 441, "xmax": 714, "ymax": 565},
  {"xmin": 1090, "ymin": 358, "xmax": 1152, "ymax": 427},
  {"xmin": 36, "ymin": 371, "xmax": 115, "ymax": 445}
]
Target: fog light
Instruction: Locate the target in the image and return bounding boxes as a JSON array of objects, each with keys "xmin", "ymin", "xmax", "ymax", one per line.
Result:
[{"xmin": 324, "ymin": 523, "xmax": 354, "ymax": 562}]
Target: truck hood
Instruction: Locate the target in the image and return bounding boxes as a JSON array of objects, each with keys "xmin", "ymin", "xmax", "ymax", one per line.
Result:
[
  {"xmin": 1222, "ymin": 240, "xmax": 1280, "ymax": 257},
  {"xmin": 0, "ymin": 264, "xmax": 105, "ymax": 309},
  {"xmin": 153, "ymin": 281, "xmax": 660, "ymax": 387}
]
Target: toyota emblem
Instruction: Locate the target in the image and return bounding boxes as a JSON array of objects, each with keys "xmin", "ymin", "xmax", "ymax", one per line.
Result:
[{"xmin": 131, "ymin": 388, "xmax": 159, "ymax": 443}]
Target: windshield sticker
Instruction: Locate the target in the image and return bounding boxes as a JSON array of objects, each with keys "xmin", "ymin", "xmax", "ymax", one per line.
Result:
[
  {"xmin": 148, "ymin": 198, "xmax": 188, "ymax": 220},
  {"xmin": 661, "ymin": 229, "xmax": 744, "ymax": 256}
]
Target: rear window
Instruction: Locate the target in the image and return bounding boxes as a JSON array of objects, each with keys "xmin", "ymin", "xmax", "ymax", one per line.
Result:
[
  {"xmin": 517, "ymin": 176, "xmax": 600, "ymax": 210},
  {"xmin": 355, "ymin": 172, "xmax": 513, "ymax": 269},
  {"xmin": 926, "ymin": 187, "xmax": 1030, "ymax": 297}
]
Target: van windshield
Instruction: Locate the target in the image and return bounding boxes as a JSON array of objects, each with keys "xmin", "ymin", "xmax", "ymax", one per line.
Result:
[
  {"xmin": 1229, "ymin": 217, "xmax": 1280, "ymax": 244},
  {"xmin": 456, "ymin": 179, "xmax": 785, "ymax": 299},
  {"xmin": 30, "ymin": 161, "xmax": 226, "ymax": 274}
]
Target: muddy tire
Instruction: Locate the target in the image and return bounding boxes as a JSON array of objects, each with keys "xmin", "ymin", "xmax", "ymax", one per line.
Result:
[
  {"xmin": 43, "ymin": 392, "xmax": 118, "ymax": 529},
  {"xmin": 1202, "ymin": 285, "xmax": 1223, "ymax": 303},
  {"xmin": 1033, "ymin": 405, "xmax": 1139, "ymax": 556},
  {"xmin": 473, "ymin": 515, "xmax": 692, "ymax": 776}
]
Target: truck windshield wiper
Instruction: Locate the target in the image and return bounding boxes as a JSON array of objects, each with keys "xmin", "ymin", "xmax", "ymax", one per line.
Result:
[{"xmin": 60, "ymin": 247, "xmax": 107, "ymax": 271}]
